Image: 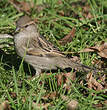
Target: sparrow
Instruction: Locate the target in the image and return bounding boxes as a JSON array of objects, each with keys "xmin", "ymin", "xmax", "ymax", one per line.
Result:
[{"xmin": 14, "ymin": 15, "xmax": 100, "ymax": 75}]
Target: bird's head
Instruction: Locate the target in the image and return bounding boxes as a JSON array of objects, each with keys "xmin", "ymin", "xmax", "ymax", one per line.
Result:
[{"xmin": 15, "ymin": 15, "xmax": 34, "ymax": 32}]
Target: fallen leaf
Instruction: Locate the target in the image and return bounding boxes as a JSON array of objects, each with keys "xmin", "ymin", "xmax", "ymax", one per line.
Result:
[
  {"xmin": 104, "ymin": 83, "xmax": 107, "ymax": 89},
  {"xmin": 64, "ymin": 72, "xmax": 76, "ymax": 83},
  {"xmin": 56, "ymin": 74, "xmax": 63, "ymax": 86},
  {"xmin": 103, "ymin": 100, "xmax": 107, "ymax": 105},
  {"xmin": 10, "ymin": 92, "xmax": 17, "ymax": 98},
  {"xmin": 9, "ymin": 0, "xmax": 34, "ymax": 14},
  {"xmin": 9, "ymin": 0, "xmax": 21, "ymax": 12},
  {"xmin": 36, "ymin": 4, "xmax": 46, "ymax": 13},
  {"xmin": 80, "ymin": 41, "xmax": 107, "ymax": 58},
  {"xmin": 87, "ymin": 72, "xmax": 103, "ymax": 91},
  {"xmin": 48, "ymin": 92, "xmax": 57, "ymax": 100},
  {"xmin": 86, "ymin": 12, "xmax": 93, "ymax": 19},
  {"xmin": 97, "ymin": 20, "xmax": 101, "ymax": 25},
  {"xmin": 20, "ymin": 1, "xmax": 34, "ymax": 12},
  {"xmin": 32, "ymin": 102, "xmax": 50, "ymax": 110},
  {"xmin": 56, "ymin": 72, "xmax": 76, "ymax": 89},
  {"xmin": 93, "ymin": 103, "xmax": 103, "ymax": 108},
  {"xmin": 83, "ymin": 5, "xmax": 90, "ymax": 13},
  {"xmin": 61, "ymin": 95, "xmax": 78, "ymax": 110},
  {"xmin": 58, "ymin": 10, "xmax": 65, "ymax": 16},
  {"xmin": 79, "ymin": 48, "xmax": 95, "ymax": 53},
  {"xmin": 0, "ymin": 101, "xmax": 10, "ymax": 110},
  {"xmin": 63, "ymin": 72, "xmax": 76, "ymax": 90},
  {"xmin": 98, "ymin": 42, "xmax": 107, "ymax": 58},
  {"xmin": 59, "ymin": 28, "xmax": 76, "ymax": 45},
  {"xmin": 57, "ymin": 0, "xmax": 63, "ymax": 5},
  {"xmin": 42, "ymin": 92, "xmax": 57, "ymax": 101},
  {"xmin": 67, "ymin": 100, "xmax": 78, "ymax": 110}
]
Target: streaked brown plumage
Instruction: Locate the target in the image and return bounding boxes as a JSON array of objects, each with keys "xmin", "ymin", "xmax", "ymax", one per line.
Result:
[{"xmin": 14, "ymin": 15, "xmax": 100, "ymax": 75}]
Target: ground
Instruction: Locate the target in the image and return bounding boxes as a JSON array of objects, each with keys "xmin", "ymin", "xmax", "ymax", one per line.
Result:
[{"xmin": 0, "ymin": 0, "xmax": 107, "ymax": 110}]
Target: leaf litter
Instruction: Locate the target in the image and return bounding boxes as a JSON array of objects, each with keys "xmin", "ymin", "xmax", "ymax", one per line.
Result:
[{"xmin": 80, "ymin": 41, "xmax": 107, "ymax": 59}]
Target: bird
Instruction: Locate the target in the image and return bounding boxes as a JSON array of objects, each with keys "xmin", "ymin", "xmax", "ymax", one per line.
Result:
[{"xmin": 14, "ymin": 15, "xmax": 101, "ymax": 75}]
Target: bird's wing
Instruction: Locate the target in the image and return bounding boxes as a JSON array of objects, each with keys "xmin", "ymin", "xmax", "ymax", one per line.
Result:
[{"xmin": 26, "ymin": 36, "xmax": 65, "ymax": 57}]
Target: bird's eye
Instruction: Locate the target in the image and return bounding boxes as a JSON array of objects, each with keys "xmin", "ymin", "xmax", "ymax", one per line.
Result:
[{"xmin": 25, "ymin": 25, "xmax": 29, "ymax": 28}]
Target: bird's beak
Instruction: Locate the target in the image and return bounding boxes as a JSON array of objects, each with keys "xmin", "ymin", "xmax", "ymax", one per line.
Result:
[{"xmin": 15, "ymin": 27, "xmax": 20, "ymax": 33}]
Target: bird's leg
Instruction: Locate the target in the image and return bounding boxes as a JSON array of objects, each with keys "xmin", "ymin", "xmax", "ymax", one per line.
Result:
[
  {"xmin": 36, "ymin": 68, "xmax": 42, "ymax": 75},
  {"xmin": 30, "ymin": 68, "xmax": 42, "ymax": 81}
]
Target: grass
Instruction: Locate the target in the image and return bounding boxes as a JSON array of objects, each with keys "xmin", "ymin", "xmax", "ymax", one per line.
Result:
[{"xmin": 0, "ymin": 0, "xmax": 107, "ymax": 110}]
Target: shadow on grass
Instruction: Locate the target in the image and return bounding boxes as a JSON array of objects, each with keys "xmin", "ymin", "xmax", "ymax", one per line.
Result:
[{"xmin": 0, "ymin": 49, "xmax": 36, "ymax": 76}]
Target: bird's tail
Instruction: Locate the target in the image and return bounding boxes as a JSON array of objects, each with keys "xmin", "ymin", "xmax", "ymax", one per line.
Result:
[{"xmin": 55, "ymin": 57, "xmax": 102, "ymax": 73}]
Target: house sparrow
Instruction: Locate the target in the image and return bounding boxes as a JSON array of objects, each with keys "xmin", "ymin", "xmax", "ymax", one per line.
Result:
[{"xmin": 14, "ymin": 15, "xmax": 100, "ymax": 75}]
